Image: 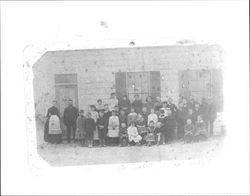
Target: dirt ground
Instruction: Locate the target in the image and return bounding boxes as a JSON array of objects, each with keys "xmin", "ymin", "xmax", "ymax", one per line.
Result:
[{"xmin": 36, "ymin": 119, "xmax": 225, "ymax": 166}]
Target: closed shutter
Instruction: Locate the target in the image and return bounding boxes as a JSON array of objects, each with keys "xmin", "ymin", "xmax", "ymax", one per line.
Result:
[
  {"xmin": 115, "ymin": 72, "xmax": 127, "ymax": 100},
  {"xmin": 150, "ymin": 71, "xmax": 161, "ymax": 101},
  {"xmin": 212, "ymin": 69, "xmax": 223, "ymax": 112}
]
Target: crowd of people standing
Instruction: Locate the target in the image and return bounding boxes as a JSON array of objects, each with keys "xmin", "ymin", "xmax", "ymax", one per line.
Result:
[{"xmin": 44, "ymin": 92, "xmax": 217, "ymax": 147}]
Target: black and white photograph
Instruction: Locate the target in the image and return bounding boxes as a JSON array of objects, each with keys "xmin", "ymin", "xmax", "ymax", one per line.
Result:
[{"xmin": 1, "ymin": 1, "xmax": 249, "ymax": 195}]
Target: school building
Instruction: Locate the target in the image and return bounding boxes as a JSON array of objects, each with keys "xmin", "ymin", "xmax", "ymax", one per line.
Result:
[{"xmin": 33, "ymin": 44, "xmax": 224, "ymax": 120}]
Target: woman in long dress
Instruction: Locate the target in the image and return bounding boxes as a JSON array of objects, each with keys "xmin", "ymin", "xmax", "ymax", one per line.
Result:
[
  {"xmin": 48, "ymin": 114, "xmax": 62, "ymax": 144},
  {"xmin": 107, "ymin": 110, "xmax": 120, "ymax": 145}
]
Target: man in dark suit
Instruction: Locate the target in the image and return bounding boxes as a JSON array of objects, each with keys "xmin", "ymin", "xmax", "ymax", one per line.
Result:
[{"xmin": 63, "ymin": 99, "xmax": 79, "ymax": 143}]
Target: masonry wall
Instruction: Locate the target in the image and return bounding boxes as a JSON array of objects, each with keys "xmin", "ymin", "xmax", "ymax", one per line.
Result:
[{"xmin": 33, "ymin": 44, "xmax": 224, "ymax": 120}]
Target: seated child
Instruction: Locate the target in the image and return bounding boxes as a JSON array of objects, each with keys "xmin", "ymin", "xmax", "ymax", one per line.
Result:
[
  {"xmin": 127, "ymin": 107, "xmax": 138, "ymax": 126},
  {"xmin": 119, "ymin": 122, "xmax": 128, "ymax": 147},
  {"xmin": 146, "ymin": 121, "xmax": 156, "ymax": 146},
  {"xmin": 184, "ymin": 118, "xmax": 195, "ymax": 143},
  {"xmin": 127, "ymin": 122, "xmax": 142, "ymax": 146},
  {"xmin": 76, "ymin": 110, "xmax": 86, "ymax": 146},
  {"xmin": 194, "ymin": 115, "xmax": 208, "ymax": 142},
  {"xmin": 136, "ymin": 113, "xmax": 148, "ymax": 144}
]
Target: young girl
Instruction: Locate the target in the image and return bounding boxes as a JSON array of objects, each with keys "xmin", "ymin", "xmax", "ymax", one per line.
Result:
[
  {"xmin": 127, "ymin": 107, "xmax": 138, "ymax": 126},
  {"xmin": 127, "ymin": 122, "xmax": 142, "ymax": 146},
  {"xmin": 76, "ymin": 110, "xmax": 86, "ymax": 146},
  {"xmin": 107, "ymin": 110, "xmax": 120, "ymax": 146},
  {"xmin": 147, "ymin": 108, "xmax": 158, "ymax": 126},
  {"xmin": 119, "ymin": 109, "xmax": 127, "ymax": 126},
  {"xmin": 136, "ymin": 113, "xmax": 148, "ymax": 144},
  {"xmin": 90, "ymin": 105, "xmax": 99, "ymax": 146},
  {"xmin": 184, "ymin": 118, "xmax": 195, "ymax": 143},
  {"xmin": 96, "ymin": 110, "xmax": 107, "ymax": 147},
  {"xmin": 119, "ymin": 122, "xmax": 128, "ymax": 147},
  {"xmin": 194, "ymin": 115, "xmax": 208, "ymax": 142},
  {"xmin": 146, "ymin": 121, "xmax": 156, "ymax": 146},
  {"xmin": 96, "ymin": 99, "xmax": 105, "ymax": 113},
  {"xmin": 84, "ymin": 112, "xmax": 96, "ymax": 147}
]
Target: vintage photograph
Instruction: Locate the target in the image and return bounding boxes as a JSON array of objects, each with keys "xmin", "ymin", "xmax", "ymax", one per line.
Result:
[
  {"xmin": 2, "ymin": 1, "xmax": 249, "ymax": 195},
  {"xmin": 33, "ymin": 43, "xmax": 225, "ymax": 166}
]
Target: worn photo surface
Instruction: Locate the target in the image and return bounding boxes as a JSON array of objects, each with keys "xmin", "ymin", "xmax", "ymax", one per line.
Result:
[{"xmin": 2, "ymin": 1, "xmax": 249, "ymax": 195}]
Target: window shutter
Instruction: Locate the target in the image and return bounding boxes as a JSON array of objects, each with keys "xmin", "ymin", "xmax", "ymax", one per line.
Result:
[
  {"xmin": 115, "ymin": 72, "xmax": 127, "ymax": 100},
  {"xmin": 150, "ymin": 71, "xmax": 161, "ymax": 101}
]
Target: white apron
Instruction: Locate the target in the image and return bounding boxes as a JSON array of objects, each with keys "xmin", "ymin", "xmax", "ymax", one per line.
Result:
[{"xmin": 49, "ymin": 115, "xmax": 62, "ymax": 134}]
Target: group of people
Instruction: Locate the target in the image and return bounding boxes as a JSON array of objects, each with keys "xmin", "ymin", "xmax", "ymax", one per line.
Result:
[{"xmin": 44, "ymin": 92, "xmax": 217, "ymax": 147}]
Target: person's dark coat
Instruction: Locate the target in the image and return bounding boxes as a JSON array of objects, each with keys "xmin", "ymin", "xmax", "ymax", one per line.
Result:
[
  {"xmin": 119, "ymin": 114, "xmax": 127, "ymax": 126},
  {"xmin": 193, "ymin": 108, "xmax": 202, "ymax": 122},
  {"xmin": 166, "ymin": 115, "xmax": 176, "ymax": 131},
  {"xmin": 103, "ymin": 110, "xmax": 112, "ymax": 129},
  {"xmin": 176, "ymin": 108, "xmax": 186, "ymax": 126},
  {"xmin": 132, "ymin": 99, "xmax": 143, "ymax": 114},
  {"xmin": 63, "ymin": 106, "xmax": 78, "ymax": 126},
  {"xmin": 144, "ymin": 101, "xmax": 154, "ymax": 114},
  {"xmin": 154, "ymin": 101, "xmax": 163, "ymax": 112},
  {"xmin": 118, "ymin": 98, "xmax": 131, "ymax": 114},
  {"xmin": 84, "ymin": 118, "xmax": 96, "ymax": 139},
  {"xmin": 200, "ymin": 101, "xmax": 209, "ymax": 121},
  {"xmin": 166, "ymin": 103, "xmax": 178, "ymax": 118},
  {"xmin": 207, "ymin": 103, "xmax": 217, "ymax": 121}
]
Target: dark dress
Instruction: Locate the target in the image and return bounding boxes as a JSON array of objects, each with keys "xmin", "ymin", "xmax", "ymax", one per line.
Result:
[
  {"xmin": 63, "ymin": 105, "xmax": 79, "ymax": 142},
  {"xmin": 44, "ymin": 106, "xmax": 60, "ymax": 142},
  {"xmin": 144, "ymin": 101, "xmax": 154, "ymax": 114},
  {"xmin": 118, "ymin": 98, "xmax": 131, "ymax": 114},
  {"xmin": 166, "ymin": 115, "xmax": 176, "ymax": 142},
  {"xmin": 119, "ymin": 114, "xmax": 127, "ymax": 126},
  {"xmin": 132, "ymin": 99, "xmax": 143, "ymax": 114},
  {"xmin": 96, "ymin": 116, "xmax": 107, "ymax": 140},
  {"xmin": 176, "ymin": 108, "xmax": 186, "ymax": 139},
  {"xmin": 84, "ymin": 118, "xmax": 96, "ymax": 140}
]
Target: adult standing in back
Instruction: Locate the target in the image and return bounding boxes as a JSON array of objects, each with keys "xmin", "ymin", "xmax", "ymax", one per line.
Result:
[
  {"xmin": 132, "ymin": 94, "xmax": 143, "ymax": 114},
  {"xmin": 63, "ymin": 99, "xmax": 79, "ymax": 143},
  {"xmin": 207, "ymin": 97, "xmax": 217, "ymax": 137}
]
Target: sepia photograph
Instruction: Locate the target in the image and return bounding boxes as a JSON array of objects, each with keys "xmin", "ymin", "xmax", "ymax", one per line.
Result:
[{"xmin": 1, "ymin": 1, "xmax": 249, "ymax": 195}]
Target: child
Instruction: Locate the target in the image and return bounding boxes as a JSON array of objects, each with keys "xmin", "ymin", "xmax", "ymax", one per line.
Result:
[
  {"xmin": 148, "ymin": 108, "xmax": 158, "ymax": 126},
  {"xmin": 158, "ymin": 109, "xmax": 168, "ymax": 144},
  {"xmin": 136, "ymin": 113, "xmax": 148, "ymax": 144},
  {"xmin": 119, "ymin": 109, "xmax": 127, "ymax": 126},
  {"xmin": 185, "ymin": 108, "xmax": 195, "ymax": 124},
  {"xmin": 76, "ymin": 110, "xmax": 86, "ymax": 146},
  {"xmin": 127, "ymin": 107, "xmax": 138, "ymax": 126},
  {"xmin": 90, "ymin": 105, "xmax": 99, "ymax": 146},
  {"xmin": 194, "ymin": 115, "xmax": 208, "ymax": 142},
  {"xmin": 119, "ymin": 122, "xmax": 128, "ymax": 147},
  {"xmin": 155, "ymin": 122, "xmax": 162, "ymax": 145},
  {"xmin": 84, "ymin": 112, "xmax": 96, "ymax": 147},
  {"xmin": 166, "ymin": 109, "xmax": 176, "ymax": 143},
  {"xmin": 184, "ymin": 118, "xmax": 195, "ymax": 143},
  {"xmin": 96, "ymin": 99, "xmax": 105, "ymax": 113},
  {"xmin": 141, "ymin": 106, "xmax": 149, "ymax": 126},
  {"xmin": 146, "ymin": 121, "xmax": 156, "ymax": 146},
  {"xmin": 127, "ymin": 122, "xmax": 142, "ymax": 146},
  {"xmin": 96, "ymin": 110, "xmax": 107, "ymax": 147},
  {"xmin": 107, "ymin": 110, "xmax": 120, "ymax": 146},
  {"xmin": 132, "ymin": 94, "xmax": 143, "ymax": 114}
]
